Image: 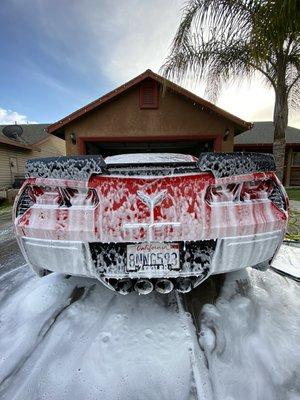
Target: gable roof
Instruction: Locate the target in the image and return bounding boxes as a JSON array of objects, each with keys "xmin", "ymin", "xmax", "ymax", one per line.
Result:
[
  {"xmin": 0, "ymin": 123, "xmax": 49, "ymax": 150},
  {"xmin": 235, "ymin": 121, "xmax": 300, "ymax": 145},
  {"xmin": 48, "ymin": 69, "xmax": 251, "ymax": 135}
]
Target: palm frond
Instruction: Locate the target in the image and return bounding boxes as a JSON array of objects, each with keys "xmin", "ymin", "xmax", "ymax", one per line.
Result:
[{"xmin": 161, "ymin": 0, "xmax": 300, "ymax": 105}]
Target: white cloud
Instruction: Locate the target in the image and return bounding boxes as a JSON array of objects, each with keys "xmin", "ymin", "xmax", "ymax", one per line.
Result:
[
  {"xmin": 0, "ymin": 107, "xmax": 37, "ymax": 125},
  {"xmin": 216, "ymin": 76, "xmax": 275, "ymax": 123},
  {"xmin": 98, "ymin": 0, "xmax": 183, "ymax": 84},
  {"xmin": 216, "ymin": 82, "xmax": 300, "ymax": 128},
  {"xmin": 87, "ymin": 0, "xmax": 300, "ymax": 129},
  {"xmin": 80, "ymin": 0, "xmax": 300, "ymax": 129},
  {"xmin": 289, "ymin": 110, "xmax": 300, "ymax": 129},
  {"xmin": 61, "ymin": 0, "xmax": 184, "ymax": 85}
]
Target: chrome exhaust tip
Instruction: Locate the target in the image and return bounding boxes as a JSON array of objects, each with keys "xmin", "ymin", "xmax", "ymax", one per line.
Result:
[
  {"xmin": 116, "ymin": 279, "xmax": 133, "ymax": 295},
  {"xmin": 176, "ymin": 278, "xmax": 193, "ymax": 293},
  {"xmin": 108, "ymin": 278, "xmax": 132, "ymax": 295},
  {"xmin": 108, "ymin": 278, "xmax": 118, "ymax": 290},
  {"xmin": 134, "ymin": 279, "xmax": 153, "ymax": 295},
  {"xmin": 155, "ymin": 279, "xmax": 174, "ymax": 294}
]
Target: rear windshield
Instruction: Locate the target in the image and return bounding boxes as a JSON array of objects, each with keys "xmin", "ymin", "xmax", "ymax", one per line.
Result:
[{"xmin": 105, "ymin": 153, "xmax": 198, "ymax": 165}]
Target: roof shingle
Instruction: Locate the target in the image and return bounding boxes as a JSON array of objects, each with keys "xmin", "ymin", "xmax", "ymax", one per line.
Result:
[
  {"xmin": 235, "ymin": 121, "xmax": 300, "ymax": 145},
  {"xmin": 0, "ymin": 123, "xmax": 49, "ymax": 147}
]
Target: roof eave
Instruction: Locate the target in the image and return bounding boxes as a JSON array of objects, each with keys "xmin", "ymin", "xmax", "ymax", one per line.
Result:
[
  {"xmin": 48, "ymin": 69, "xmax": 252, "ymax": 134},
  {"xmin": 0, "ymin": 137, "xmax": 40, "ymax": 150}
]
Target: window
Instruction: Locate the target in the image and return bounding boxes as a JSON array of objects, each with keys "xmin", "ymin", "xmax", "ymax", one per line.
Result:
[
  {"xmin": 139, "ymin": 80, "xmax": 158, "ymax": 109},
  {"xmin": 293, "ymin": 152, "xmax": 300, "ymax": 165}
]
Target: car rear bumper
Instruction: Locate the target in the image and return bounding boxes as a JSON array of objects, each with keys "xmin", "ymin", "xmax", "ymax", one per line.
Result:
[{"xmin": 18, "ymin": 229, "xmax": 284, "ymax": 282}]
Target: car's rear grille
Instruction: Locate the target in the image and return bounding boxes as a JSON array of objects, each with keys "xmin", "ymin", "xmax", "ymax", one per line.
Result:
[
  {"xmin": 16, "ymin": 186, "xmax": 34, "ymax": 217},
  {"xmin": 89, "ymin": 240, "xmax": 217, "ymax": 277}
]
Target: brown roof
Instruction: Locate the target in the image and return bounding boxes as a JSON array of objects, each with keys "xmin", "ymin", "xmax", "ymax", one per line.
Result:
[
  {"xmin": 235, "ymin": 121, "xmax": 300, "ymax": 145},
  {"xmin": 48, "ymin": 70, "xmax": 252, "ymax": 134},
  {"xmin": 0, "ymin": 134, "xmax": 40, "ymax": 150}
]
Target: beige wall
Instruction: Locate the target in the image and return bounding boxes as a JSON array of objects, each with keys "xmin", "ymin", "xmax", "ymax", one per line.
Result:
[
  {"xmin": 0, "ymin": 135, "xmax": 65, "ymax": 188},
  {"xmin": 62, "ymin": 86, "xmax": 235, "ymax": 155}
]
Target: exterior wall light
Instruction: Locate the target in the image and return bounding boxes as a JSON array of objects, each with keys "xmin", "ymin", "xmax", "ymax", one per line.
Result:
[
  {"xmin": 223, "ymin": 128, "xmax": 230, "ymax": 141},
  {"xmin": 70, "ymin": 132, "xmax": 77, "ymax": 145}
]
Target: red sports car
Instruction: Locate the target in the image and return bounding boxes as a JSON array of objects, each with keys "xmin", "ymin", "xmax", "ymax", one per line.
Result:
[{"xmin": 13, "ymin": 152, "xmax": 288, "ymax": 294}]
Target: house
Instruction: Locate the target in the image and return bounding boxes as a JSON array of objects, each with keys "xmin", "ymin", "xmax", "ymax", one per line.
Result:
[
  {"xmin": 234, "ymin": 121, "xmax": 300, "ymax": 186},
  {"xmin": 48, "ymin": 70, "xmax": 251, "ymax": 158},
  {"xmin": 0, "ymin": 123, "xmax": 65, "ymax": 190}
]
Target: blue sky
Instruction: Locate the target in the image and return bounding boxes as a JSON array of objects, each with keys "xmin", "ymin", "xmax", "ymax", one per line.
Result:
[
  {"xmin": 0, "ymin": 0, "xmax": 128, "ymax": 123},
  {"xmin": 0, "ymin": 0, "xmax": 299, "ymax": 127}
]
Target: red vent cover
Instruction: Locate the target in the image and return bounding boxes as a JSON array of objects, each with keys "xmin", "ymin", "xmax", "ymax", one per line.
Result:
[{"xmin": 139, "ymin": 80, "xmax": 158, "ymax": 109}]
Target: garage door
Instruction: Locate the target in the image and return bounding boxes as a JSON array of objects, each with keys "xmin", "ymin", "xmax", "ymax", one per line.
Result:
[{"xmin": 85, "ymin": 139, "xmax": 214, "ymax": 157}]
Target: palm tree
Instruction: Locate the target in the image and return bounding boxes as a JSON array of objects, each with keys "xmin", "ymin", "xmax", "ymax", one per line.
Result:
[{"xmin": 161, "ymin": 0, "xmax": 300, "ymax": 181}]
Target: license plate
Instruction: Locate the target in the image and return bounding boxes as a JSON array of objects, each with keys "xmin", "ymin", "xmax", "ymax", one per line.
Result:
[{"xmin": 126, "ymin": 242, "xmax": 180, "ymax": 272}]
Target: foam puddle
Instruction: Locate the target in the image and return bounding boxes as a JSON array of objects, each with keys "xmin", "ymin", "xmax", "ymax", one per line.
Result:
[
  {"xmin": 0, "ymin": 247, "xmax": 299, "ymax": 399},
  {"xmin": 272, "ymin": 243, "xmax": 300, "ymax": 280},
  {"xmin": 0, "ymin": 272, "xmax": 197, "ymax": 400},
  {"xmin": 198, "ymin": 267, "xmax": 300, "ymax": 400}
]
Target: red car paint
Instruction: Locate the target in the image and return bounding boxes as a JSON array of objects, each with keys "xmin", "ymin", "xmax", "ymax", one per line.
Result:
[{"xmin": 13, "ymin": 153, "xmax": 288, "ymax": 294}]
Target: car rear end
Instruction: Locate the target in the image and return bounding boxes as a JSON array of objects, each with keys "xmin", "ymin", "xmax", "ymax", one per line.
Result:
[{"xmin": 14, "ymin": 153, "xmax": 288, "ymax": 294}]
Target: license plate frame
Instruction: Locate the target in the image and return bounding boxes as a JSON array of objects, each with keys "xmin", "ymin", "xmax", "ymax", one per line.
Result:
[{"xmin": 126, "ymin": 242, "xmax": 180, "ymax": 272}]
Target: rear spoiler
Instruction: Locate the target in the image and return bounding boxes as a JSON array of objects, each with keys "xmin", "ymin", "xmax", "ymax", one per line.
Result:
[
  {"xmin": 25, "ymin": 155, "xmax": 107, "ymax": 180},
  {"xmin": 197, "ymin": 152, "xmax": 276, "ymax": 178},
  {"xmin": 25, "ymin": 152, "xmax": 276, "ymax": 180}
]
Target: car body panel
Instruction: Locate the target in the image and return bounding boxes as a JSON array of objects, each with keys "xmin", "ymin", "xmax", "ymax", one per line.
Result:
[
  {"xmin": 15, "ymin": 172, "xmax": 286, "ymax": 242},
  {"xmin": 14, "ymin": 153, "xmax": 288, "ymax": 293}
]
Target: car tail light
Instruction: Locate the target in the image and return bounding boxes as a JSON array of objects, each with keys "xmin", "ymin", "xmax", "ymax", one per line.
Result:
[
  {"xmin": 16, "ymin": 185, "xmax": 99, "ymax": 216},
  {"xmin": 240, "ymin": 180, "xmax": 274, "ymax": 201},
  {"xmin": 56, "ymin": 188, "xmax": 98, "ymax": 207},
  {"xmin": 205, "ymin": 183, "xmax": 241, "ymax": 203},
  {"xmin": 268, "ymin": 185, "xmax": 287, "ymax": 211},
  {"xmin": 206, "ymin": 179, "xmax": 286, "ymax": 211},
  {"xmin": 57, "ymin": 187, "xmax": 78, "ymax": 207},
  {"xmin": 16, "ymin": 185, "xmax": 35, "ymax": 217}
]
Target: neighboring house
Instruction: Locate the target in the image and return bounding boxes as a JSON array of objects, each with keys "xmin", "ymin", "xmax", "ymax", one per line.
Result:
[
  {"xmin": 48, "ymin": 69, "xmax": 251, "ymax": 157},
  {"xmin": 235, "ymin": 121, "xmax": 300, "ymax": 186},
  {"xmin": 0, "ymin": 123, "xmax": 65, "ymax": 189}
]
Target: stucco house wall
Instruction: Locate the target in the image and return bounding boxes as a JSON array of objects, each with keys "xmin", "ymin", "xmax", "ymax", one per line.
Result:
[
  {"xmin": 63, "ymin": 86, "xmax": 235, "ymax": 156},
  {"xmin": 49, "ymin": 70, "xmax": 250, "ymax": 158}
]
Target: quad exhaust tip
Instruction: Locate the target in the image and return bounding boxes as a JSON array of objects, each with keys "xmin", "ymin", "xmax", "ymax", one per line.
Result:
[
  {"xmin": 155, "ymin": 279, "xmax": 174, "ymax": 294},
  {"xmin": 176, "ymin": 278, "xmax": 193, "ymax": 293},
  {"xmin": 108, "ymin": 277, "xmax": 195, "ymax": 295},
  {"xmin": 108, "ymin": 278, "xmax": 133, "ymax": 295},
  {"xmin": 134, "ymin": 279, "xmax": 154, "ymax": 295}
]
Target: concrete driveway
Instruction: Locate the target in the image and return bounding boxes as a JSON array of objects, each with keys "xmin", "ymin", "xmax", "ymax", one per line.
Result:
[{"xmin": 0, "ymin": 213, "xmax": 299, "ymax": 400}]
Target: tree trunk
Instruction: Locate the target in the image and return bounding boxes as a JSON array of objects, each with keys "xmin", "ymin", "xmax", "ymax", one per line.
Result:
[{"xmin": 273, "ymin": 86, "xmax": 288, "ymax": 182}]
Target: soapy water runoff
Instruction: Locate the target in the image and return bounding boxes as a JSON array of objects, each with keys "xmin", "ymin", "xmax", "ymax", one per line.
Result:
[{"xmin": 0, "ymin": 224, "xmax": 299, "ymax": 400}]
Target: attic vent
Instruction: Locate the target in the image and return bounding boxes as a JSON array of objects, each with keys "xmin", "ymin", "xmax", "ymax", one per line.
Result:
[{"xmin": 139, "ymin": 80, "xmax": 158, "ymax": 109}]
